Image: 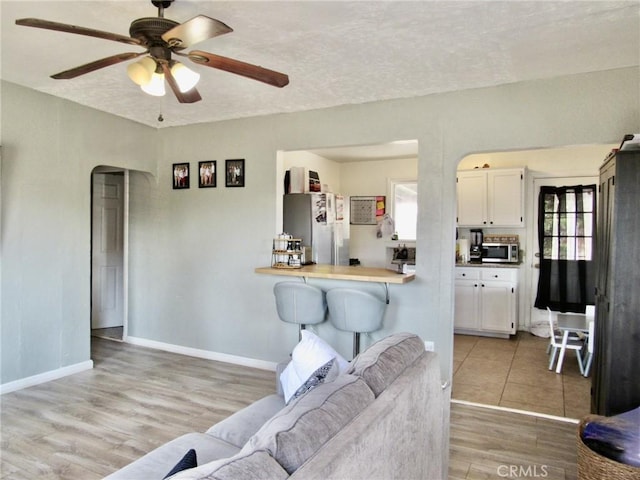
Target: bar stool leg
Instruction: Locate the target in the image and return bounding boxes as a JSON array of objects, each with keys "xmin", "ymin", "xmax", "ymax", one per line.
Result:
[{"xmin": 353, "ymin": 332, "xmax": 360, "ymax": 358}]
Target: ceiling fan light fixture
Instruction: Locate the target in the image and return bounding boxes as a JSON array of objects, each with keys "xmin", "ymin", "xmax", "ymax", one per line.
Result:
[
  {"xmin": 141, "ymin": 72, "xmax": 166, "ymax": 96},
  {"xmin": 127, "ymin": 56, "xmax": 157, "ymax": 86},
  {"xmin": 171, "ymin": 62, "xmax": 200, "ymax": 92}
]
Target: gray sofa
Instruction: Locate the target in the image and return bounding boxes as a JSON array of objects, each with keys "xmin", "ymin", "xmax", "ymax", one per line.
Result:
[{"xmin": 104, "ymin": 332, "xmax": 444, "ymax": 480}]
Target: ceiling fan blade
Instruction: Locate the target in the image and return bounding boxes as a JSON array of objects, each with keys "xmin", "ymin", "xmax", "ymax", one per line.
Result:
[
  {"xmin": 16, "ymin": 18, "xmax": 142, "ymax": 46},
  {"xmin": 51, "ymin": 52, "xmax": 146, "ymax": 80},
  {"xmin": 161, "ymin": 15, "xmax": 233, "ymax": 49},
  {"xmin": 160, "ymin": 63, "xmax": 202, "ymax": 104},
  {"xmin": 188, "ymin": 50, "xmax": 289, "ymax": 88}
]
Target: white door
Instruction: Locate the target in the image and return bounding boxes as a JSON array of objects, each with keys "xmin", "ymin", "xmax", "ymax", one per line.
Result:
[
  {"xmin": 92, "ymin": 172, "xmax": 124, "ymax": 329},
  {"xmin": 529, "ymin": 176, "xmax": 597, "ymax": 327}
]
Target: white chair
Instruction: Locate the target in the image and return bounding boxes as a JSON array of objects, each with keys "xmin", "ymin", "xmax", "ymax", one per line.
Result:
[
  {"xmin": 326, "ymin": 288, "xmax": 386, "ymax": 359},
  {"xmin": 585, "ymin": 305, "xmax": 595, "ymax": 319},
  {"xmin": 547, "ymin": 308, "xmax": 585, "ymax": 374},
  {"xmin": 582, "ymin": 319, "xmax": 595, "ymax": 377},
  {"xmin": 546, "ymin": 307, "xmax": 581, "ymax": 354},
  {"xmin": 273, "ymin": 282, "xmax": 327, "ymax": 341}
]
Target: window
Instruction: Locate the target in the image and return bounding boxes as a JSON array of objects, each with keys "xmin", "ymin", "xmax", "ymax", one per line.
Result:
[
  {"xmin": 390, "ymin": 180, "xmax": 417, "ymax": 240},
  {"xmin": 541, "ymin": 186, "xmax": 595, "ymax": 260}
]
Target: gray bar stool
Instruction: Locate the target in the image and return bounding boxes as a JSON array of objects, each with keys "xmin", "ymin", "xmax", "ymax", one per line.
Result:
[
  {"xmin": 273, "ymin": 282, "xmax": 327, "ymax": 340},
  {"xmin": 326, "ymin": 288, "xmax": 386, "ymax": 358}
]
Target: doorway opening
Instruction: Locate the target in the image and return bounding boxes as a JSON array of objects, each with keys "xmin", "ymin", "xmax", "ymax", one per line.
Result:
[
  {"xmin": 90, "ymin": 167, "xmax": 128, "ymax": 343},
  {"xmin": 451, "ymin": 145, "xmax": 611, "ymax": 420},
  {"xmin": 277, "ymin": 141, "xmax": 419, "ymax": 269}
]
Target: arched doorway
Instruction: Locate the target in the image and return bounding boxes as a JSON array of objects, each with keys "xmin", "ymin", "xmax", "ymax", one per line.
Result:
[{"xmin": 91, "ymin": 167, "xmax": 128, "ymax": 342}]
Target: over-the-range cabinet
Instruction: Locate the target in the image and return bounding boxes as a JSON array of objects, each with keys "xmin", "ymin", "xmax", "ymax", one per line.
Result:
[{"xmin": 592, "ymin": 150, "xmax": 640, "ymax": 416}]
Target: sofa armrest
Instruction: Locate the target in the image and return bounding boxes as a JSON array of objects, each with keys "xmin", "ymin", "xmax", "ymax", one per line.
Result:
[
  {"xmin": 206, "ymin": 394, "xmax": 286, "ymax": 449},
  {"xmin": 104, "ymin": 433, "xmax": 240, "ymax": 480}
]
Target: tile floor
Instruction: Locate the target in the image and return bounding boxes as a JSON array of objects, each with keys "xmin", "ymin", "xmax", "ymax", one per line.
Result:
[{"xmin": 452, "ymin": 332, "xmax": 591, "ymax": 419}]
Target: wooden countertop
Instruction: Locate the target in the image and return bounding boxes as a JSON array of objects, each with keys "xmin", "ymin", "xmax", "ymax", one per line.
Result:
[{"xmin": 255, "ymin": 264, "xmax": 415, "ymax": 284}]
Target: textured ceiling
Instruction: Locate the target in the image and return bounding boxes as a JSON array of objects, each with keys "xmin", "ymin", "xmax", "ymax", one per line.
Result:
[{"xmin": 1, "ymin": 1, "xmax": 639, "ymax": 129}]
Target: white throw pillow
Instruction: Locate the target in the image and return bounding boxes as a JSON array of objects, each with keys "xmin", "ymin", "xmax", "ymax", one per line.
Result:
[{"xmin": 280, "ymin": 330, "xmax": 349, "ymax": 403}]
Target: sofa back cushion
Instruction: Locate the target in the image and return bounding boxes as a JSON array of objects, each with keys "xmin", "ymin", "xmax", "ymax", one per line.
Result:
[
  {"xmin": 347, "ymin": 332, "xmax": 424, "ymax": 396},
  {"xmin": 242, "ymin": 374, "xmax": 375, "ymax": 474}
]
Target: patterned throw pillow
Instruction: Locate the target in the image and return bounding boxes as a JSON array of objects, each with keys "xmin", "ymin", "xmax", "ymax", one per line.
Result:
[
  {"xmin": 289, "ymin": 358, "xmax": 339, "ymax": 404},
  {"xmin": 279, "ymin": 330, "xmax": 349, "ymax": 403},
  {"xmin": 164, "ymin": 449, "xmax": 197, "ymax": 479}
]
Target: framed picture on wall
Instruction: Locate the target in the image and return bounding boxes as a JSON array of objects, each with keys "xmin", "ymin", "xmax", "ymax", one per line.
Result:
[
  {"xmin": 198, "ymin": 161, "xmax": 217, "ymax": 188},
  {"xmin": 225, "ymin": 159, "xmax": 245, "ymax": 187},
  {"xmin": 350, "ymin": 196, "xmax": 378, "ymax": 224},
  {"xmin": 173, "ymin": 163, "xmax": 190, "ymax": 189}
]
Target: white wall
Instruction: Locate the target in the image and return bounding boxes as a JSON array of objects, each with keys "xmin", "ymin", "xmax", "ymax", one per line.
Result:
[
  {"xmin": 2, "ymin": 68, "xmax": 639, "ymax": 395},
  {"xmin": 128, "ymin": 68, "xmax": 638, "ymax": 381},
  {"xmin": 340, "ymin": 157, "xmax": 418, "ymax": 267},
  {"xmin": 1, "ymin": 82, "xmax": 158, "ymax": 386},
  {"xmin": 282, "ymin": 150, "xmax": 342, "ymax": 194}
]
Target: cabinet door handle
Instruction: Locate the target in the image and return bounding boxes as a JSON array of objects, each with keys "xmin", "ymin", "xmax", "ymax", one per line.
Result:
[
  {"xmin": 481, "ymin": 283, "xmax": 485, "ymax": 287},
  {"xmin": 493, "ymin": 274, "xmax": 498, "ymax": 278}
]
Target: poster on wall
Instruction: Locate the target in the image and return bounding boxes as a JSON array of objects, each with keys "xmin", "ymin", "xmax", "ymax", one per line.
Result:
[
  {"xmin": 336, "ymin": 195, "xmax": 344, "ymax": 221},
  {"xmin": 375, "ymin": 196, "xmax": 386, "ymax": 222},
  {"xmin": 350, "ymin": 196, "xmax": 377, "ymax": 225},
  {"xmin": 349, "ymin": 196, "xmax": 385, "ymax": 225}
]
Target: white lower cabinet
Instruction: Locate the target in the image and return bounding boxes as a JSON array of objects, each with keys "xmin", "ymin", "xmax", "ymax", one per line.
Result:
[{"xmin": 454, "ymin": 267, "xmax": 518, "ymax": 337}]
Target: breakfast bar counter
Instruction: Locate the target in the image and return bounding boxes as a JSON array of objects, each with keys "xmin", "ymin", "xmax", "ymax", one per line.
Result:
[{"xmin": 255, "ymin": 264, "xmax": 415, "ymax": 284}]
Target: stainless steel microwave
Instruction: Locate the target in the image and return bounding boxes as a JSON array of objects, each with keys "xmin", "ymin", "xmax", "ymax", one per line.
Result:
[{"xmin": 482, "ymin": 243, "xmax": 519, "ymax": 263}]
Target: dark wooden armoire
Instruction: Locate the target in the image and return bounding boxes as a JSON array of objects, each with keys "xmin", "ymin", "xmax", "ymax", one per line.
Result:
[{"xmin": 592, "ymin": 150, "xmax": 640, "ymax": 416}]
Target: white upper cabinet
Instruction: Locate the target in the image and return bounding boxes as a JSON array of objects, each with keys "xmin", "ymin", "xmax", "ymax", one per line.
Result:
[{"xmin": 456, "ymin": 168, "xmax": 525, "ymax": 227}]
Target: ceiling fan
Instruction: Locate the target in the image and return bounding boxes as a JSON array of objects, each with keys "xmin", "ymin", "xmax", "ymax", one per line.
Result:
[{"xmin": 15, "ymin": 0, "xmax": 289, "ymax": 104}]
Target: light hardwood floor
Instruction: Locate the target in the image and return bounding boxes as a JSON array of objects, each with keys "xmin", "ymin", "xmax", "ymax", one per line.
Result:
[
  {"xmin": 1, "ymin": 338, "xmax": 579, "ymax": 479},
  {"xmin": 449, "ymin": 402, "xmax": 578, "ymax": 480}
]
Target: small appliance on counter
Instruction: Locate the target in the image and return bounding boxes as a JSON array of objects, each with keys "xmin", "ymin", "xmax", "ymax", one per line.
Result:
[
  {"xmin": 481, "ymin": 234, "xmax": 520, "ymax": 264},
  {"xmin": 391, "ymin": 244, "xmax": 416, "ymax": 273},
  {"xmin": 456, "ymin": 238, "xmax": 469, "ymax": 263},
  {"xmin": 469, "ymin": 229, "xmax": 483, "ymax": 263}
]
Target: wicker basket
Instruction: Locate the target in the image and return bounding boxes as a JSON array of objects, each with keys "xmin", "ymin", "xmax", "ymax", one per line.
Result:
[{"xmin": 577, "ymin": 417, "xmax": 640, "ymax": 480}]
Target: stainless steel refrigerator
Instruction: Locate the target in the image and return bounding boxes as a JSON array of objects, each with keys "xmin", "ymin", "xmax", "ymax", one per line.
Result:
[{"xmin": 283, "ymin": 193, "xmax": 349, "ymax": 265}]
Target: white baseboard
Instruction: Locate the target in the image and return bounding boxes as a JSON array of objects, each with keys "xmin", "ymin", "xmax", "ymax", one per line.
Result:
[
  {"xmin": 125, "ymin": 336, "xmax": 278, "ymax": 372},
  {"xmin": 0, "ymin": 360, "xmax": 94, "ymax": 395}
]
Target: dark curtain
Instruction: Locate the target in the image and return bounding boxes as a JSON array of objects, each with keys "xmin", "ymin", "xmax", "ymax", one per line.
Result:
[{"xmin": 534, "ymin": 185, "xmax": 596, "ymax": 313}]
